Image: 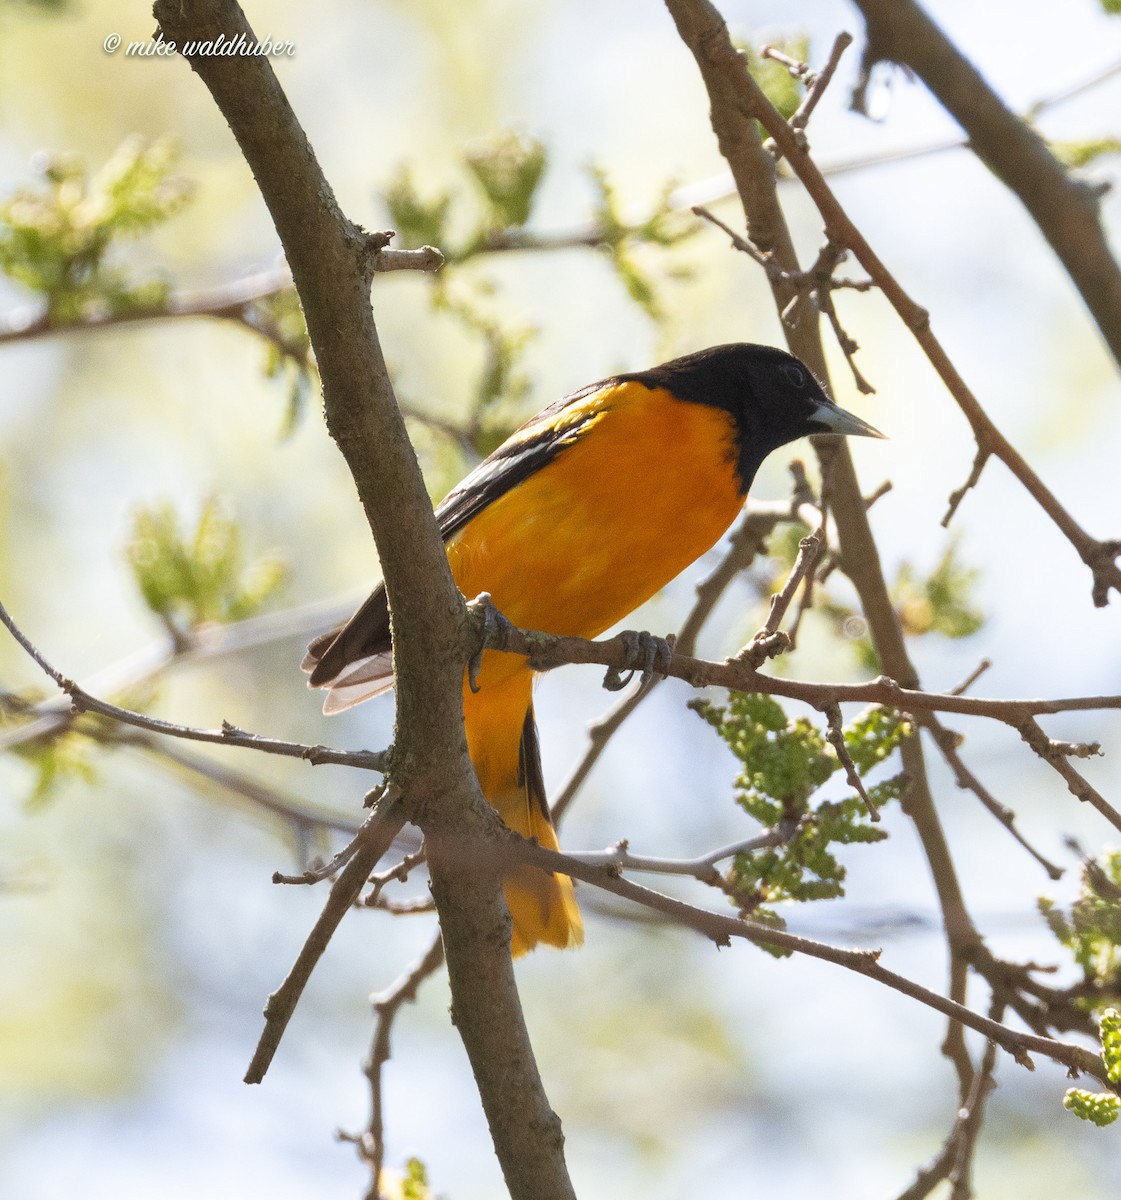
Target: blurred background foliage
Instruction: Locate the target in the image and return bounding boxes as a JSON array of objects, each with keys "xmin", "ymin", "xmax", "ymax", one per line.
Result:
[{"xmin": 1, "ymin": 0, "xmax": 1121, "ymax": 1198}]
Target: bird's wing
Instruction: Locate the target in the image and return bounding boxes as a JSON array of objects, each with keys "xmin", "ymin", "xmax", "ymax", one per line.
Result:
[
  {"xmin": 304, "ymin": 380, "xmax": 613, "ymax": 703},
  {"xmin": 433, "ymin": 381, "xmax": 607, "ymax": 541}
]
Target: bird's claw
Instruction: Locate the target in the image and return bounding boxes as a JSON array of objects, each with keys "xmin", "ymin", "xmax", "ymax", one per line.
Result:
[
  {"xmin": 467, "ymin": 592, "xmax": 514, "ymax": 693},
  {"xmin": 603, "ymin": 630, "xmax": 674, "ymax": 692}
]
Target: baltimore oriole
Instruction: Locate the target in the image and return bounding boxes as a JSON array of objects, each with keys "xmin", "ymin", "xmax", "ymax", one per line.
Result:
[{"xmin": 304, "ymin": 343, "xmax": 883, "ymax": 954}]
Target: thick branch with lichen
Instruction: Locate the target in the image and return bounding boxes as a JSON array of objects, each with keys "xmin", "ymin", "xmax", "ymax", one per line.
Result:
[{"xmin": 146, "ymin": 2, "xmax": 574, "ymax": 1197}]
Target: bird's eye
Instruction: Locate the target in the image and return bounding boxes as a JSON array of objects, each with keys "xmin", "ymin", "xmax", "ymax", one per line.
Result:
[{"xmin": 782, "ymin": 363, "xmax": 807, "ymax": 388}]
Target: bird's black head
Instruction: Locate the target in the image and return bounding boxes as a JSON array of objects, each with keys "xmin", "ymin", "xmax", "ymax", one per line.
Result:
[{"xmin": 620, "ymin": 343, "xmax": 883, "ymax": 493}]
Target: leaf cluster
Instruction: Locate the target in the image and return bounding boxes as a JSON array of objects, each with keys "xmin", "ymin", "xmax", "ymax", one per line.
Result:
[
  {"xmin": 1039, "ymin": 849, "xmax": 1121, "ymax": 1011},
  {"xmin": 1064, "ymin": 1009, "xmax": 1121, "ymax": 1127},
  {"xmin": 1049, "ymin": 137, "xmax": 1121, "ymax": 169},
  {"xmin": 384, "ymin": 131, "xmax": 693, "ymax": 276},
  {"xmin": 894, "ymin": 541, "xmax": 984, "ymax": 640},
  {"xmin": 691, "ymin": 693, "xmax": 909, "ymax": 952},
  {"xmin": 379, "ymin": 1158, "xmax": 440, "ymax": 1200},
  {"xmin": 6, "ymin": 716, "xmax": 98, "ymax": 809},
  {"xmin": 584, "ymin": 165, "xmax": 696, "ymax": 321},
  {"xmin": 381, "ymin": 130, "xmax": 697, "ymax": 453},
  {"xmin": 125, "ymin": 497, "xmax": 285, "ymax": 641},
  {"xmin": 0, "ymin": 136, "xmax": 192, "ymax": 323},
  {"xmin": 383, "ymin": 131, "xmax": 548, "ymax": 261},
  {"xmin": 2, "ymin": 674, "xmax": 161, "ymax": 808}
]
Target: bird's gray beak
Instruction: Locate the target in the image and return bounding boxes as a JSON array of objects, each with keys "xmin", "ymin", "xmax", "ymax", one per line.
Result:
[{"xmin": 809, "ymin": 398, "xmax": 886, "ymax": 439}]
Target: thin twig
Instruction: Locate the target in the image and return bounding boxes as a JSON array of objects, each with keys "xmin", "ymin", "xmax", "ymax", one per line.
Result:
[
  {"xmin": 732, "ymin": 524, "xmax": 825, "ymax": 668},
  {"xmin": 951, "ymin": 659, "xmax": 992, "ymax": 697},
  {"xmin": 370, "ymin": 245, "xmax": 445, "ymax": 274},
  {"xmin": 273, "ymin": 837, "xmax": 366, "ymax": 885},
  {"xmin": 737, "ymin": 40, "xmax": 1121, "ymax": 606},
  {"xmin": 245, "ymin": 787, "xmax": 409, "ymax": 1085},
  {"xmin": 893, "ymin": 1031, "xmax": 999, "ymax": 1200},
  {"xmin": 789, "ymin": 33, "xmax": 855, "ymax": 132},
  {"xmin": 125, "ymin": 731, "xmax": 365, "ymax": 839},
  {"xmin": 949, "ymin": 1032, "xmax": 999, "ymax": 1200},
  {"xmin": 513, "ymin": 834, "xmax": 1110, "ymax": 1086},
  {"xmin": 943, "ymin": 447, "xmax": 992, "ymax": 528},
  {"xmin": 0, "ymin": 592, "xmax": 368, "ymax": 753},
  {"xmin": 810, "ymin": 240, "xmax": 877, "ymax": 394},
  {"xmin": 370, "ymin": 895, "xmax": 438, "ymax": 916},
  {"xmin": 1017, "ymin": 718, "xmax": 1114, "ymax": 825},
  {"xmin": 0, "ymin": 597, "xmax": 388, "ymax": 772},
  {"xmin": 822, "ymin": 700, "xmax": 879, "ymax": 820},
  {"xmin": 343, "ymin": 931, "xmax": 445, "ymax": 1200},
  {"xmin": 360, "ymin": 849, "xmax": 428, "ymax": 907},
  {"xmin": 694, "ymin": 206, "xmax": 877, "ymax": 391},
  {"xmin": 566, "ymin": 826, "xmax": 794, "ymax": 881},
  {"xmin": 921, "ymin": 715, "xmax": 1063, "ymax": 879}
]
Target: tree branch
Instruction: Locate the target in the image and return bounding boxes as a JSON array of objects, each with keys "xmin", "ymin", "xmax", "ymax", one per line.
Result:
[
  {"xmin": 148, "ymin": 3, "xmax": 575, "ymax": 1195},
  {"xmin": 481, "ymin": 616, "xmax": 1121, "ymax": 727},
  {"xmin": 0, "ymin": 596, "xmax": 389, "ymax": 771},
  {"xmin": 566, "ymin": 827, "xmax": 794, "ymax": 881},
  {"xmin": 513, "ymin": 836, "xmax": 1111, "ymax": 1086},
  {"xmin": 852, "ymin": 0, "xmax": 1121, "ymax": 375},
  {"xmin": 664, "ymin": 0, "xmax": 993, "ymax": 1104},
  {"xmin": 746, "ymin": 27, "xmax": 1121, "ymax": 606},
  {"xmin": 343, "ymin": 931, "xmax": 446, "ymax": 1199},
  {"xmin": 245, "ymin": 788, "xmax": 409, "ymax": 1085}
]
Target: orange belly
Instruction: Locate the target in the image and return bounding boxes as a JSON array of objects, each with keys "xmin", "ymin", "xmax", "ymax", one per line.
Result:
[{"xmin": 447, "ymin": 382, "xmax": 744, "ymax": 689}]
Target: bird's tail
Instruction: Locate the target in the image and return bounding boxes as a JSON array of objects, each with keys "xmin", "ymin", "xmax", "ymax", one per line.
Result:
[
  {"xmin": 504, "ymin": 707, "xmax": 583, "ymax": 956},
  {"xmin": 503, "ymin": 808, "xmax": 583, "ymax": 956},
  {"xmin": 464, "ymin": 666, "xmax": 583, "ymax": 955}
]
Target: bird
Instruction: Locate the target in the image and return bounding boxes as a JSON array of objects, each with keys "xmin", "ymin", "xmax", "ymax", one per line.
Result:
[{"xmin": 303, "ymin": 343, "xmax": 884, "ymax": 955}]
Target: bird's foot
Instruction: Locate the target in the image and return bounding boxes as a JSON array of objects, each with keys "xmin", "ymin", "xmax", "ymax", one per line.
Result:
[
  {"xmin": 603, "ymin": 630, "xmax": 674, "ymax": 692},
  {"xmin": 466, "ymin": 592, "xmax": 515, "ymax": 692}
]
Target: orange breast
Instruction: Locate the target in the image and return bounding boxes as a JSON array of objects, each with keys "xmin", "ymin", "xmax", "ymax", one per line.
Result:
[{"xmin": 447, "ymin": 382, "xmax": 744, "ymax": 688}]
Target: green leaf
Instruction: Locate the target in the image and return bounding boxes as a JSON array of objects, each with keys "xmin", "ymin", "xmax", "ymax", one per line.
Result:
[
  {"xmin": 11, "ymin": 731, "xmax": 98, "ymax": 809},
  {"xmin": 377, "ymin": 1156, "xmax": 439, "ymax": 1200},
  {"xmin": 894, "ymin": 540, "xmax": 983, "ymax": 639},
  {"xmin": 125, "ymin": 497, "xmax": 285, "ymax": 637},
  {"xmin": 1061, "ymin": 1009, "xmax": 1121, "ymax": 1127},
  {"xmin": 383, "ymin": 167, "xmax": 452, "ymax": 250},
  {"xmin": 743, "ymin": 906, "xmax": 793, "ymax": 960},
  {"xmin": 463, "ymin": 131, "xmax": 547, "ymax": 229},
  {"xmin": 1064, "ymin": 1087, "xmax": 1121, "ymax": 1126},
  {"xmin": 0, "ymin": 136, "xmax": 192, "ymax": 323},
  {"xmin": 1050, "ymin": 137, "xmax": 1121, "ymax": 168},
  {"xmin": 843, "ymin": 705, "xmax": 911, "ymax": 774},
  {"xmin": 1039, "ymin": 851, "xmax": 1121, "ymax": 1005},
  {"xmin": 691, "ymin": 695, "xmax": 906, "ymax": 925},
  {"xmin": 586, "ymin": 166, "xmax": 696, "ymax": 321},
  {"xmin": 1103, "ymin": 1008, "xmax": 1121, "ymax": 1084},
  {"xmin": 430, "ymin": 284, "xmax": 536, "ymax": 424},
  {"xmin": 252, "ymin": 288, "xmax": 315, "ymax": 435}
]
